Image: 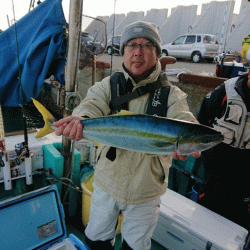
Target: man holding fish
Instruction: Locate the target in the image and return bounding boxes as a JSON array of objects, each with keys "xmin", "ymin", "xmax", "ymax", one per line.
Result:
[{"xmin": 54, "ymin": 21, "xmax": 216, "ymax": 250}]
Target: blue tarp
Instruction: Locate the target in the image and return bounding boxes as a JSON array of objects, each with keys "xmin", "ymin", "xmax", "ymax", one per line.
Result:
[{"xmin": 0, "ymin": 0, "xmax": 67, "ymax": 107}]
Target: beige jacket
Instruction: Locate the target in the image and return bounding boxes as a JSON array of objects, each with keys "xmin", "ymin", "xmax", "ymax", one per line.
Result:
[{"xmin": 73, "ymin": 61, "xmax": 196, "ymax": 205}]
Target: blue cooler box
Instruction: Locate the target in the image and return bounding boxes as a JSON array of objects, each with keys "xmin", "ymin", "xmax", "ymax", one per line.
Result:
[
  {"xmin": 216, "ymin": 54, "xmax": 248, "ymax": 79},
  {"xmin": 0, "ymin": 185, "xmax": 88, "ymax": 250}
]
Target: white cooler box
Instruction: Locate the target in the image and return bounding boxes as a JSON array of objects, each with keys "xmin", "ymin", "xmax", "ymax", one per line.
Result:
[
  {"xmin": 0, "ymin": 185, "xmax": 89, "ymax": 250},
  {"xmin": 153, "ymin": 189, "xmax": 249, "ymax": 250}
]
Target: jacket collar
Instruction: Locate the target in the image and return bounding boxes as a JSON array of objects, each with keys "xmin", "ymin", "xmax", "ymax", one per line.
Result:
[{"xmin": 235, "ymin": 73, "xmax": 250, "ymax": 109}]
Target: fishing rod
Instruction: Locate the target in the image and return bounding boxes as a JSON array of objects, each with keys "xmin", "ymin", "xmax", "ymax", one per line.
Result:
[
  {"xmin": 12, "ymin": 0, "xmax": 29, "ymax": 157},
  {"xmin": 28, "ymin": 0, "xmax": 41, "ymax": 12},
  {"xmin": 110, "ymin": 0, "xmax": 117, "ymax": 74},
  {"xmin": 29, "ymin": 0, "xmax": 36, "ymax": 12},
  {"xmin": 12, "ymin": 0, "xmax": 32, "ymax": 186}
]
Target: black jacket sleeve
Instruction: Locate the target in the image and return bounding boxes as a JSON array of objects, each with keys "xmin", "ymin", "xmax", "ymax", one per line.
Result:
[{"xmin": 197, "ymin": 84, "xmax": 227, "ymax": 126}]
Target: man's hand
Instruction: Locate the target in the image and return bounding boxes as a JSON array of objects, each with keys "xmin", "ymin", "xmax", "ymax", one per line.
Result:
[
  {"xmin": 170, "ymin": 152, "xmax": 201, "ymax": 161},
  {"xmin": 161, "ymin": 152, "xmax": 201, "ymax": 161},
  {"xmin": 53, "ymin": 116, "xmax": 84, "ymax": 141}
]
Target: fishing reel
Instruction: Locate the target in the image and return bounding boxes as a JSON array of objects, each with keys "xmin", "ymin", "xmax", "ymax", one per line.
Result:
[
  {"xmin": 65, "ymin": 92, "xmax": 82, "ymax": 111},
  {"xmin": 14, "ymin": 142, "xmax": 27, "ymax": 165},
  {"xmin": 0, "ymin": 149, "xmax": 5, "ymax": 167}
]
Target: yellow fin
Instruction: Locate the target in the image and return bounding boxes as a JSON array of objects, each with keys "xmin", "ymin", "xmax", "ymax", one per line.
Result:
[
  {"xmin": 143, "ymin": 153, "xmax": 159, "ymax": 157},
  {"xmin": 32, "ymin": 98, "xmax": 55, "ymax": 121},
  {"xmin": 113, "ymin": 110, "xmax": 135, "ymax": 116},
  {"xmin": 91, "ymin": 140, "xmax": 101, "ymax": 146},
  {"xmin": 35, "ymin": 124, "xmax": 54, "ymax": 138},
  {"xmin": 32, "ymin": 98, "xmax": 56, "ymax": 138}
]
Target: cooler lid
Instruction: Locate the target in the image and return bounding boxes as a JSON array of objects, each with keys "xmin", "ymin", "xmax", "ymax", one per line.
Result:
[
  {"xmin": 160, "ymin": 189, "xmax": 248, "ymax": 250},
  {"xmin": 0, "ymin": 185, "xmax": 66, "ymax": 250}
]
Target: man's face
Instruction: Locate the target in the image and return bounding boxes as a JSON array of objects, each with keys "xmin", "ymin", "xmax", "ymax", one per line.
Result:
[{"xmin": 122, "ymin": 38, "xmax": 160, "ymax": 81}]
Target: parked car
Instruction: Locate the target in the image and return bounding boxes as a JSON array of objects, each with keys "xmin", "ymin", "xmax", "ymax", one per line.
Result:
[
  {"xmin": 107, "ymin": 35, "xmax": 121, "ymax": 55},
  {"xmin": 161, "ymin": 34, "xmax": 219, "ymax": 63}
]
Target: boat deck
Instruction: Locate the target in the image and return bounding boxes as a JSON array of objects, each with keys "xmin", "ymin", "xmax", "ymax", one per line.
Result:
[
  {"xmin": 66, "ymin": 224, "xmax": 167, "ymax": 250},
  {"xmin": 0, "ymin": 173, "xmax": 167, "ymax": 250}
]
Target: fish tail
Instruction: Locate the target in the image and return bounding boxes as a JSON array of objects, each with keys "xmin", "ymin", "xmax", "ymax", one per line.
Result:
[
  {"xmin": 31, "ymin": 98, "xmax": 56, "ymax": 138},
  {"xmin": 31, "ymin": 98, "xmax": 55, "ymax": 120},
  {"xmin": 35, "ymin": 123, "xmax": 55, "ymax": 138}
]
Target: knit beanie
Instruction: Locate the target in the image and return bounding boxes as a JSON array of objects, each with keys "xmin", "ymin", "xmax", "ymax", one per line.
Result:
[{"xmin": 120, "ymin": 21, "xmax": 161, "ymax": 55}]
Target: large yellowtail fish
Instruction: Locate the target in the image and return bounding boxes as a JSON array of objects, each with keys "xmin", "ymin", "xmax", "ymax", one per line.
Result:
[
  {"xmin": 32, "ymin": 99, "xmax": 224, "ymax": 155},
  {"xmin": 80, "ymin": 112, "xmax": 224, "ymax": 155}
]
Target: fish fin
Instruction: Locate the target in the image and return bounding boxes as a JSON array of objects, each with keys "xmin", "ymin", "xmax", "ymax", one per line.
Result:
[
  {"xmin": 143, "ymin": 153, "xmax": 159, "ymax": 156},
  {"xmin": 32, "ymin": 98, "xmax": 56, "ymax": 138},
  {"xmin": 113, "ymin": 110, "xmax": 135, "ymax": 116},
  {"xmin": 35, "ymin": 124, "xmax": 54, "ymax": 138},
  {"xmin": 80, "ymin": 169, "xmax": 94, "ymax": 183},
  {"xmin": 32, "ymin": 98, "xmax": 56, "ymax": 121},
  {"xmin": 91, "ymin": 140, "xmax": 101, "ymax": 146},
  {"xmin": 151, "ymin": 141, "xmax": 173, "ymax": 148}
]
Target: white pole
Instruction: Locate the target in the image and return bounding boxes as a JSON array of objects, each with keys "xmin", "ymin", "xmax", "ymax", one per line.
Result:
[
  {"xmin": 0, "ymin": 105, "xmax": 11, "ymax": 190},
  {"xmin": 25, "ymin": 154, "xmax": 33, "ymax": 185},
  {"xmin": 3, "ymin": 155, "xmax": 12, "ymax": 191},
  {"xmin": 62, "ymin": 0, "xmax": 83, "ymax": 208},
  {"xmin": 65, "ymin": 0, "xmax": 83, "ymax": 93}
]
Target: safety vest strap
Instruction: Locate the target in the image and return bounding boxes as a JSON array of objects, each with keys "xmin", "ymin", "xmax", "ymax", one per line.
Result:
[
  {"xmin": 110, "ymin": 72, "xmax": 128, "ymax": 111},
  {"xmin": 146, "ymin": 85, "xmax": 170, "ymax": 117},
  {"xmin": 110, "ymin": 71, "xmax": 170, "ymax": 117}
]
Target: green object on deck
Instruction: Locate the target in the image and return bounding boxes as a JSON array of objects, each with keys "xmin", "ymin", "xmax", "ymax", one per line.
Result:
[
  {"xmin": 168, "ymin": 156, "xmax": 206, "ymax": 197},
  {"xmin": 43, "ymin": 143, "xmax": 64, "ymax": 186},
  {"xmin": 42, "ymin": 143, "xmax": 81, "ymax": 219}
]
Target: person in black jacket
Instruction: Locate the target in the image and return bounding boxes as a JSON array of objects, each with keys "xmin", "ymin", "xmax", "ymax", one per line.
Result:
[{"xmin": 197, "ymin": 71, "xmax": 250, "ymax": 231}]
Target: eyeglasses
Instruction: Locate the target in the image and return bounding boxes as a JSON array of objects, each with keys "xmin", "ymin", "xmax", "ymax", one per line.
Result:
[{"xmin": 125, "ymin": 42, "xmax": 156, "ymax": 52}]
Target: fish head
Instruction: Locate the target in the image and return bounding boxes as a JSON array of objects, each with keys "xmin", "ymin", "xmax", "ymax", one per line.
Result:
[{"xmin": 177, "ymin": 124, "xmax": 224, "ymax": 155}]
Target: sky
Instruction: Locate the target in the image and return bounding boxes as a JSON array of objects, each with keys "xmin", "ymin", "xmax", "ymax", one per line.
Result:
[{"xmin": 0, "ymin": 0, "xmax": 242, "ymax": 31}]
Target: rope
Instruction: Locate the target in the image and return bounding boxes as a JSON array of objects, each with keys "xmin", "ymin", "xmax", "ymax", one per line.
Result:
[{"xmin": 45, "ymin": 169, "xmax": 92, "ymax": 197}]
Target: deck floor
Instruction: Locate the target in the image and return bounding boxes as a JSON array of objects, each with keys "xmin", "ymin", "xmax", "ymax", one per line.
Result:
[{"xmin": 66, "ymin": 224, "xmax": 167, "ymax": 250}]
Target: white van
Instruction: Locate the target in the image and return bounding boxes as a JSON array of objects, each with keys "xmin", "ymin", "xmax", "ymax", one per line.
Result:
[{"xmin": 161, "ymin": 34, "xmax": 219, "ymax": 63}]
